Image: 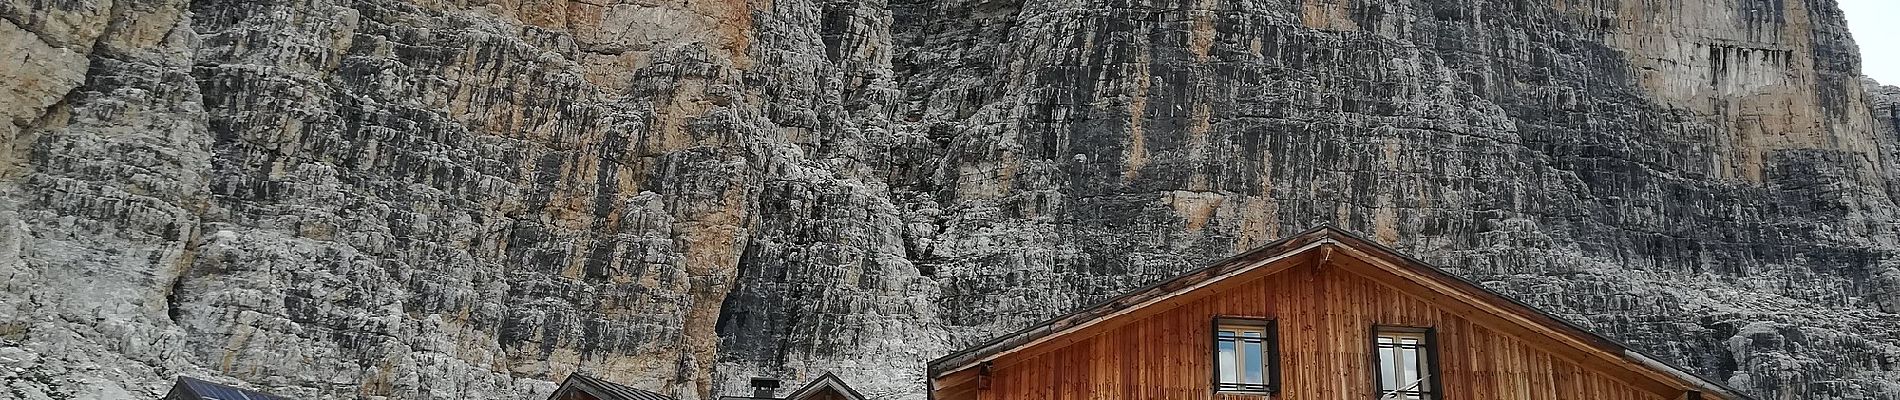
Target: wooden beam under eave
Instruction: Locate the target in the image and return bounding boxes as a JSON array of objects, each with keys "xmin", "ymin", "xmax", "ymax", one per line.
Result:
[
  {"xmin": 933, "ymin": 368, "xmax": 981, "ymax": 391},
  {"xmin": 933, "ymin": 382, "xmax": 981, "ymax": 400}
]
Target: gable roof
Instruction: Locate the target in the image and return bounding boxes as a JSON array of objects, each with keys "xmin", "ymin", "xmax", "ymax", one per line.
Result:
[
  {"xmin": 926, "ymin": 225, "xmax": 1753, "ymax": 400},
  {"xmin": 549, "ymin": 373, "xmax": 675, "ymax": 400},
  {"xmin": 164, "ymin": 376, "xmax": 296, "ymax": 400},
  {"xmin": 785, "ymin": 373, "xmax": 866, "ymax": 400}
]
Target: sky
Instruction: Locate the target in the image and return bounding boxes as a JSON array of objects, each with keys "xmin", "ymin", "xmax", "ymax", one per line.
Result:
[{"xmin": 1839, "ymin": 0, "xmax": 1900, "ymax": 85}]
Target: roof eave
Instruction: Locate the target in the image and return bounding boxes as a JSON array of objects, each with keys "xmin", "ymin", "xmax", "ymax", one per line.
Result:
[{"xmin": 926, "ymin": 226, "xmax": 1342, "ymax": 376}]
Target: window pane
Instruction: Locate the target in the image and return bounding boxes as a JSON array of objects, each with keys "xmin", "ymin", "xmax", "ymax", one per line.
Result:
[
  {"xmin": 1379, "ymin": 346, "xmax": 1397, "ymax": 389},
  {"xmin": 1401, "ymin": 347, "xmax": 1419, "ymax": 387},
  {"xmin": 1242, "ymin": 341, "xmax": 1263, "ymax": 383},
  {"xmin": 1218, "ymin": 339, "xmax": 1237, "ymax": 383}
]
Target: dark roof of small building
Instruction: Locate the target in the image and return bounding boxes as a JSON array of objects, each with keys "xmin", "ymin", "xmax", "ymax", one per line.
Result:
[
  {"xmin": 164, "ymin": 376, "xmax": 295, "ymax": 400},
  {"xmin": 550, "ymin": 373, "xmax": 675, "ymax": 400},
  {"xmin": 784, "ymin": 373, "xmax": 865, "ymax": 400}
]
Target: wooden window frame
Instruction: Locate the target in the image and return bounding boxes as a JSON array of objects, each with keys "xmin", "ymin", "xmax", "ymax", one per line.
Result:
[
  {"xmin": 1370, "ymin": 325, "xmax": 1442, "ymax": 400},
  {"xmin": 1211, "ymin": 317, "xmax": 1279, "ymax": 395}
]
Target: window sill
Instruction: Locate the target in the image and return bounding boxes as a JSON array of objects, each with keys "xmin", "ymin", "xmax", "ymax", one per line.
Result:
[{"xmin": 1213, "ymin": 390, "xmax": 1274, "ymax": 396}]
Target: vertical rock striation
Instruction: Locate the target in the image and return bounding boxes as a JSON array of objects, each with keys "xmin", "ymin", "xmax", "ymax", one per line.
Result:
[{"xmin": 1, "ymin": 0, "xmax": 1898, "ymax": 399}]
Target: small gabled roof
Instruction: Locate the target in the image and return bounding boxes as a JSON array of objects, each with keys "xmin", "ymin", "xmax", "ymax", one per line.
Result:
[
  {"xmin": 784, "ymin": 373, "xmax": 866, "ymax": 400},
  {"xmin": 926, "ymin": 225, "xmax": 1754, "ymax": 400},
  {"xmin": 164, "ymin": 376, "xmax": 295, "ymax": 400},
  {"xmin": 550, "ymin": 373, "xmax": 675, "ymax": 400}
]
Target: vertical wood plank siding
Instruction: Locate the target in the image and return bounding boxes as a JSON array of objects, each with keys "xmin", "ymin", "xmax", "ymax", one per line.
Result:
[
  {"xmin": 972, "ymin": 261, "xmax": 1674, "ymax": 400},
  {"xmin": 805, "ymin": 390, "xmax": 850, "ymax": 400}
]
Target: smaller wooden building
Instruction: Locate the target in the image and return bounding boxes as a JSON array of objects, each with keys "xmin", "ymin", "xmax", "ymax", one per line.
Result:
[
  {"xmin": 928, "ymin": 226, "xmax": 1755, "ymax": 400},
  {"xmin": 163, "ymin": 376, "xmax": 294, "ymax": 400},
  {"xmin": 720, "ymin": 373, "xmax": 867, "ymax": 400},
  {"xmin": 781, "ymin": 373, "xmax": 867, "ymax": 400},
  {"xmin": 549, "ymin": 373, "xmax": 676, "ymax": 400}
]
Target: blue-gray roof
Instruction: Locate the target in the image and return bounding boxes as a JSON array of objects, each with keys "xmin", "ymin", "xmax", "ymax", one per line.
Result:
[{"xmin": 166, "ymin": 376, "xmax": 295, "ymax": 400}]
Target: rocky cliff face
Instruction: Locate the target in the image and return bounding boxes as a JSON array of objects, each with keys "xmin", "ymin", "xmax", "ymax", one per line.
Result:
[
  {"xmin": 2, "ymin": 0, "xmax": 1898, "ymax": 399},
  {"xmin": 1874, "ymin": 80, "xmax": 1900, "ymax": 193}
]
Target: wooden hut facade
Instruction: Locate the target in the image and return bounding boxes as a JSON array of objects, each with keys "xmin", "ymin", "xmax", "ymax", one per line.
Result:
[{"xmin": 928, "ymin": 227, "xmax": 1750, "ymax": 400}]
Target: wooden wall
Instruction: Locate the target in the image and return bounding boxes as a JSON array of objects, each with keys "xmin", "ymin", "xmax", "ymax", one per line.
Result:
[
  {"xmin": 802, "ymin": 389, "xmax": 852, "ymax": 400},
  {"xmin": 554, "ymin": 390, "xmax": 602, "ymax": 400},
  {"xmin": 973, "ymin": 260, "xmax": 1677, "ymax": 400}
]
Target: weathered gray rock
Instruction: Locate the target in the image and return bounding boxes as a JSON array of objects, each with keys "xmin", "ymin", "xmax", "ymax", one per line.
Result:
[{"xmin": 2, "ymin": 0, "xmax": 1899, "ymax": 399}]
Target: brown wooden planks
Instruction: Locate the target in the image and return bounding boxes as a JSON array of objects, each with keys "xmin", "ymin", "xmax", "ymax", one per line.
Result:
[{"xmin": 964, "ymin": 259, "xmax": 1687, "ymax": 400}]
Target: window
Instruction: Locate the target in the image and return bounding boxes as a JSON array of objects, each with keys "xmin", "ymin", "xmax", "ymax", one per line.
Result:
[
  {"xmin": 1373, "ymin": 327, "xmax": 1438, "ymax": 400},
  {"xmin": 1213, "ymin": 318, "xmax": 1276, "ymax": 393}
]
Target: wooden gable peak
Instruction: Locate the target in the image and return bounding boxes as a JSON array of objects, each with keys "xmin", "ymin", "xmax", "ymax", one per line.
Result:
[{"xmin": 785, "ymin": 372, "xmax": 867, "ymax": 400}]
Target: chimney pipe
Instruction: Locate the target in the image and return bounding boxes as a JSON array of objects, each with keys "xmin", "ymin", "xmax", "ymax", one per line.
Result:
[{"xmin": 749, "ymin": 377, "xmax": 781, "ymax": 399}]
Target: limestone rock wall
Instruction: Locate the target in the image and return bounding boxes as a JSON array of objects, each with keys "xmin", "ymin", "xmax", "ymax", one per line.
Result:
[{"xmin": 1, "ymin": 0, "xmax": 1898, "ymax": 399}]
